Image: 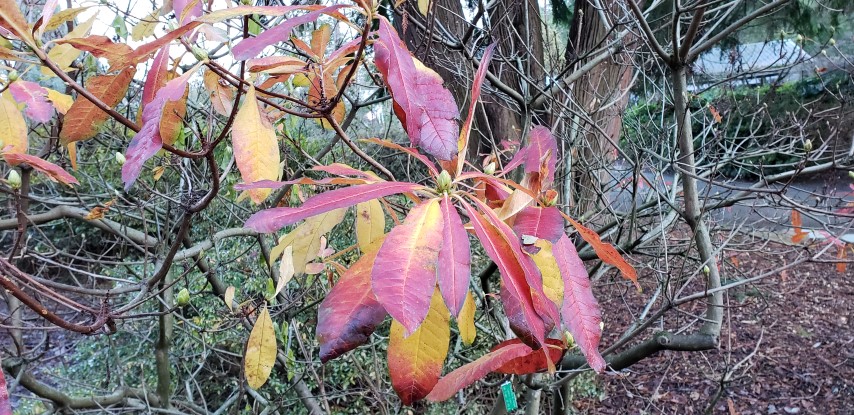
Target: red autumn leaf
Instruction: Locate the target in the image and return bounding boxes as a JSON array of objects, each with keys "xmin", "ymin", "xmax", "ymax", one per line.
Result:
[
  {"xmin": 524, "ymin": 126, "xmax": 558, "ymax": 187},
  {"xmin": 3, "ymin": 153, "xmax": 79, "ymax": 186},
  {"xmin": 456, "ymin": 43, "xmax": 496, "ymax": 167},
  {"xmin": 470, "ymin": 198, "xmax": 560, "ymax": 330},
  {"xmin": 437, "ymin": 195, "xmax": 471, "ymax": 316},
  {"xmin": 312, "ymin": 163, "xmax": 379, "ymax": 180},
  {"xmin": 566, "ymin": 216, "xmax": 639, "ymax": 290},
  {"xmin": 372, "ymin": 199, "xmax": 444, "ymax": 334},
  {"xmin": 122, "ymin": 64, "xmax": 198, "ymax": 189},
  {"xmin": 425, "ymin": 340, "xmax": 535, "ymax": 402},
  {"xmin": 462, "ymin": 200, "xmax": 546, "ymax": 348},
  {"xmin": 231, "ymin": 5, "xmax": 348, "ymax": 60},
  {"xmin": 8, "ymin": 81, "xmax": 53, "ymax": 123},
  {"xmin": 0, "ymin": 364, "xmax": 10, "ymax": 415},
  {"xmin": 513, "ymin": 206, "xmax": 564, "ymax": 245},
  {"xmin": 493, "ymin": 338, "xmax": 566, "ymax": 375},
  {"xmin": 361, "ymin": 137, "xmax": 439, "ymax": 177},
  {"xmin": 245, "ymin": 182, "xmax": 424, "ymax": 233},
  {"xmin": 142, "ymin": 47, "xmax": 171, "ymax": 107},
  {"xmin": 553, "ymin": 234, "xmax": 606, "ymax": 373},
  {"xmin": 317, "ymin": 248, "xmax": 387, "ymax": 363},
  {"xmin": 374, "ymin": 18, "xmax": 459, "ymax": 161},
  {"xmin": 235, "ymin": 177, "xmax": 367, "ymax": 190},
  {"xmin": 56, "ymin": 35, "xmax": 133, "ymax": 64}
]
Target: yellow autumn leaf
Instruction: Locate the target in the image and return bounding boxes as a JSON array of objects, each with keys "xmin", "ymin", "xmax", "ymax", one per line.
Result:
[
  {"xmin": 388, "ymin": 287, "xmax": 450, "ymax": 404},
  {"xmin": 355, "ymin": 200, "xmax": 385, "ymax": 253},
  {"xmin": 45, "ymin": 89, "xmax": 73, "ymax": 114},
  {"xmin": 152, "ymin": 165, "xmax": 165, "ymax": 181},
  {"xmin": 41, "ymin": 14, "xmax": 96, "ymax": 76},
  {"xmin": 529, "ymin": 239, "xmax": 565, "ymax": 306},
  {"xmin": 66, "ymin": 142, "xmax": 78, "ymax": 170},
  {"xmin": 233, "ymin": 85, "xmax": 281, "ymax": 204},
  {"xmin": 275, "ymin": 246, "xmax": 294, "ymax": 297},
  {"xmin": 44, "ymin": 6, "xmax": 89, "ymax": 32},
  {"xmin": 418, "ymin": 0, "xmax": 430, "ymax": 16},
  {"xmin": 131, "ymin": 8, "xmax": 161, "ymax": 41},
  {"xmin": 244, "ymin": 304, "xmax": 277, "ymax": 389},
  {"xmin": 0, "ymin": 93, "xmax": 28, "ymax": 154},
  {"xmin": 224, "ymin": 286, "xmax": 235, "ymax": 312},
  {"xmin": 458, "ymin": 290, "xmax": 477, "ymax": 345},
  {"xmin": 203, "ymin": 69, "xmax": 234, "ymax": 116},
  {"xmin": 270, "ymin": 209, "xmax": 346, "ymax": 275}
]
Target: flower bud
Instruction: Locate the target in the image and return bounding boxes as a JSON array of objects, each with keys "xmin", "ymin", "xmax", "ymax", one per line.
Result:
[
  {"xmin": 484, "ymin": 162, "xmax": 496, "ymax": 175},
  {"xmin": 7, "ymin": 70, "xmax": 18, "ymax": 82},
  {"xmin": 796, "ymin": 34, "xmax": 804, "ymax": 43},
  {"xmin": 436, "ymin": 170, "xmax": 452, "ymax": 192},
  {"xmin": 7, "ymin": 170, "xmax": 21, "ymax": 189},
  {"xmin": 542, "ymin": 189, "xmax": 558, "ymax": 207},
  {"xmin": 115, "ymin": 152, "xmax": 126, "ymax": 166},
  {"xmin": 829, "ymin": 38, "xmax": 836, "ymax": 46},
  {"xmin": 803, "ymin": 139, "xmax": 812, "ymax": 153},
  {"xmin": 190, "ymin": 45, "xmax": 209, "ymax": 61},
  {"xmin": 703, "ymin": 265, "xmax": 710, "ymax": 275},
  {"xmin": 176, "ymin": 288, "xmax": 191, "ymax": 307},
  {"xmin": 820, "ymin": 49, "xmax": 828, "ymax": 57},
  {"xmin": 848, "ymin": 171, "xmax": 854, "ymax": 180}
]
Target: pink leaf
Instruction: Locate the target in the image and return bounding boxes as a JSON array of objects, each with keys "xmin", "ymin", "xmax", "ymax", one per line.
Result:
[
  {"xmin": 374, "ymin": 18, "xmax": 459, "ymax": 160},
  {"xmin": 525, "ymin": 126, "xmax": 557, "ymax": 179},
  {"xmin": 372, "ymin": 199, "xmax": 444, "ymax": 334},
  {"xmin": 437, "ymin": 195, "xmax": 471, "ymax": 316},
  {"xmin": 553, "ymin": 234, "xmax": 606, "ymax": 373},
  {"xmin": 231, "ymin": 5, "xmax": 348, "ymax": 60},
  {"xmin": 3, "ymin": 153, "xmax": 78, "ymax": 185},
  {"xmin": 425, "ymin": 340, "xmax": 533, "ymax": 402},
  {"xmin": 0, "ymin": 363, "xmax": 11, "ymax": 415},
  {"xmin": 513, "ymin": 206, "xmax": 564, "ymax": 245},
  {"xmin": 173, "ymin": 0, "xmax": 202, "ymax": 24},
  {"xmin": 317, "ymin": 249, "xmax": 387, "ymax": 363},
  {"xmin": 8, "ymin": 81, "xmax": 53, "ymax": 123},
  {"xmin": 142, "ymin": 46, "xmax": 170, "ymax": 107},
  {"xmin": 457, "ymin": 43, "xmax": 496, "ymax": 161},
  {"xmin": 122, "ymin": 64, "xmax": 196, "ymax": 189},
  {"xmin": 244, "ymin": 182, "xmax": 423, "ymax": 233}
]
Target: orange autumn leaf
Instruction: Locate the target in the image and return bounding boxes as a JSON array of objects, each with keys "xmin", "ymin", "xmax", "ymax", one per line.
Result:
[
  {"xmin": 60, "ymin": 67, "xmax": 136, "ymax": 144},
  {"xmin": 566, "ymin": 216, "xmax": 639, "ymax": 290},
  {"xmin": 791, "ymin": 210, "xmax": 808, "ymax": 243}
]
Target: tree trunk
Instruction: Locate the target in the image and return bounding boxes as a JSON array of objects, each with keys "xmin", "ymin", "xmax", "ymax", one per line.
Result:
[{"xmin": 563, "ymin": 0, "xmax": 636, "ymax": 217}]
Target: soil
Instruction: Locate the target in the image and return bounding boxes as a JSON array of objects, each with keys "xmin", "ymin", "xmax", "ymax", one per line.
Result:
[{"xmin": 572, "ymin": 236, "xmax": 854, "ymax": 415}]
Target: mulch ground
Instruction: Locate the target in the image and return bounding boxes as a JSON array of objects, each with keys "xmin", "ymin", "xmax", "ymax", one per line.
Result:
[{"xmin": 572, "ymin": 237, "xmax": 854, "ymax": 414}]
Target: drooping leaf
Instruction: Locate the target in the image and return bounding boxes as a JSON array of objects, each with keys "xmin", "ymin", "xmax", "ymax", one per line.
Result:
[
  {"xmin": 8, "ymin": 81, "xmax": 53, "ymax": 123},
  {"xmin": 224, "ymin": 286, "xmax": 235, "ymax": 311},
  {"xmin": 462, "ymin": 200, "xmax": 545, "ymax": 348},
  {"xmin": 246, "ymin": 56, "xmax": 308, "ymax": 74},
  {"xmin": 470, "ymin": 198, "xmax": 560, "ymax": 335},
  {"xmin": 233, "ymin": 85, "xmax": 281, "ymax": 204},
  {"xmin": 36, "ymin": 0, "xmax": 59, "ymax": 37},
  {"xmin": 60, "ymin": 67, "xmax": 136, "ymax": 144},
  {"xmin": 245, "ymin": 182, "xmax": 424, "ymax": 233},
  {"xmin": 203, "ymin": 69, "xmax": 235, "ymax": 116},
  {"xmin": 458, "ymin": 291, "xmax": 477, "ymax": 345},
  {"xmin": 566, "ymin": 216, "xmax": 639, "ymax": 290},
  {"xmin": 231, "ymin": 5, "xmax": 348, "ymax": 60},
  {"xmin": 2, "ymin": 153, "xmax": 78, "ymax": 185},
  {"xmin": 270, "ymin": 209, "xmax": 346, "ymax": 276},
  {"xmin": 356, "ymin": 199, "xmax": 385, "ymax": 254},
  {"xmin": 122, "ymin": 63, "xmax": 200, "ymax": 189},
  {"xmin": 528, "ymin": 239, "xmax": 564, "ymax": 306},
  {"xmin": 437, "ymin": 195, "xmax": 471, "ymax": 316},
  {"xmin": 109, "ymin": 21, "xmax": 201, "ymax": 70},
  {"xmin": 275, "ymin": 246, "xmax": 294, "ymax": 297},
  {"xmin": 388, "ymin": 287, "xmax": 450, "ymax": 405},
  {"xmin": 425, "ymin": 340, "xmax": 534, "ymax": 402},
  {"xmin": 0, "ymin": 93, "xmax": 28, "ymax": 154},
  {"xmin": 372, "ymin": 199, "xmax": 444, "ymax": 334},
  {"xmin": 513, "ymin": 206, "xmax": 564, "ymax": 246},
  {"xmin": 317, "ymin": 248, "xmax": 388, "ymax": 362},
  {"xmin": 244, "ymin": 304, "xmax": 277, "ymax": 389},
  {"xmin": 493, "ymin": 338, "xmax": 565, "ymax": 375},
  {"xmin": 553, "ymin": 234, "xmax": 606, "ymax": 373},
  {"xmin": 417, "ymin": 0, "xmax": 430, "ymax": 16},
  {"xmin": 374, "ymin": 18, "xmax": 459, "ymax": 160}
]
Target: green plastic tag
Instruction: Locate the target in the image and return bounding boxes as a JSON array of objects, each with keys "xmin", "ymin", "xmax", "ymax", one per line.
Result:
[{"xmin": 500, "ymin": 381, "xmax": 517, "ymax": 412}]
